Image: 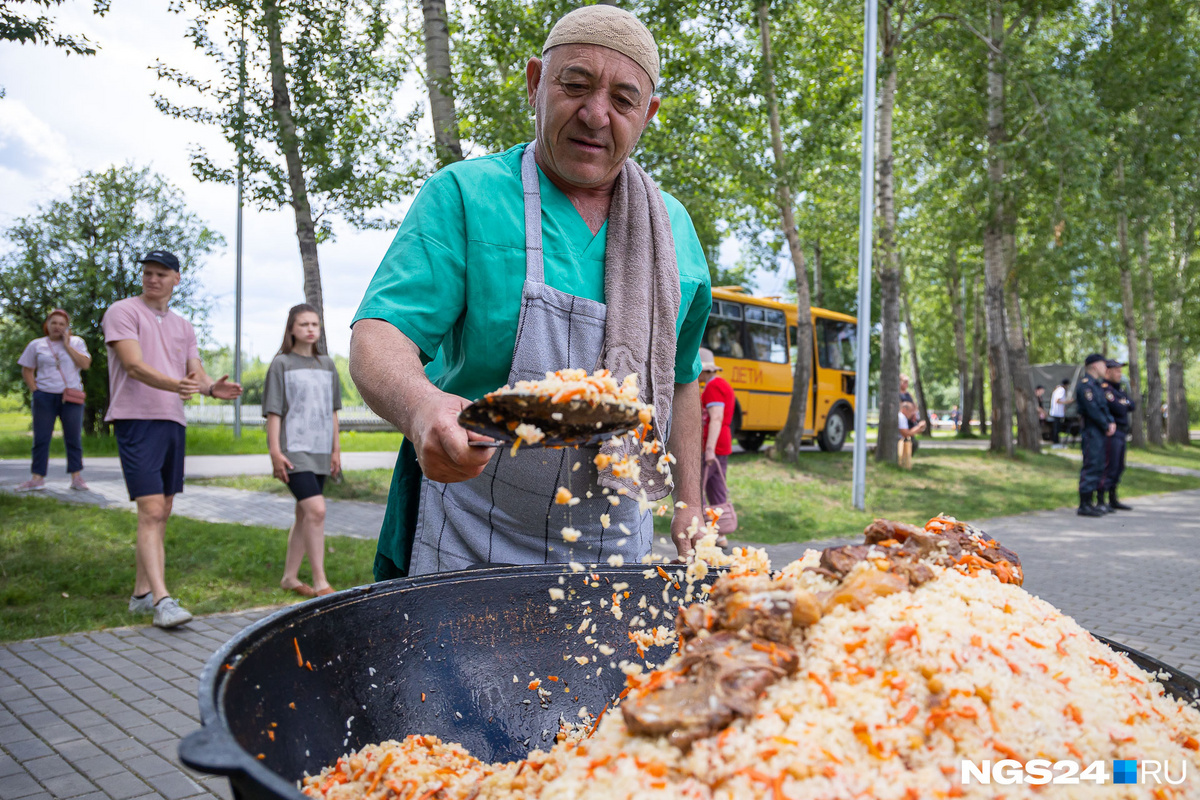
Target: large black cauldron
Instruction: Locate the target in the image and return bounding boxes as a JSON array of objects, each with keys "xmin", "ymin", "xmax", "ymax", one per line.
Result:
[
  {"xmin": 179, "ymin": 565, "xmax": 680, "ymax": 800},
  {"xmin": 179, "ymin": 566, "xmax": 1200, "ymax": 800}
]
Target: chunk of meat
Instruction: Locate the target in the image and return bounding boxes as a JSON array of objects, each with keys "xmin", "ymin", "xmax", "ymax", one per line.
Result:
[
  {"xmin": 621, "ymin": 631, "xmax": 799, "ymax": 749},
  {"xmin": 819, "ymin": 545, "xmax": 872, "ymax": 579},
  {"xmin": 886, "ymin": 555, "xmax": 935, "ymax": 587},
  {"xmin": 678, "ymin": 574, "xmax": 822, "ymax": 644},
  {"xmin": 824, "ymin": 567, "xmax": 909, "ymax": 611},
  {"xmin": 863, "ymin": 518, "xmax": 925, "ymax": 545}
]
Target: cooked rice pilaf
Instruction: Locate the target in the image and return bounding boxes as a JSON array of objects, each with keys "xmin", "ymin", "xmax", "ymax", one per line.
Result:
[{"xmin": 302, "ymin": 519, "xmax": 1200, "ymax": 800}]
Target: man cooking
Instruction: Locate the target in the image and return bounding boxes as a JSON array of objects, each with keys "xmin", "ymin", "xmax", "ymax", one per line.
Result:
[{"xmin": 350, "ymin": 6, "xmax": 712, "ymax": 579}]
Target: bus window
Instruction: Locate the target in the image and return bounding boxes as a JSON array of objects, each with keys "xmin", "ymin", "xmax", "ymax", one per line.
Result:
[
  {"xmin": 746, "ymin": 306, "xmax": 788, "ymax": 364},
  {"xmin": 705, "ymin": 300, "xmax": 745, "ymax": 358},
  {"xmin": 817, "ymin": 319, "xmax": 857, "ymax": 371}
]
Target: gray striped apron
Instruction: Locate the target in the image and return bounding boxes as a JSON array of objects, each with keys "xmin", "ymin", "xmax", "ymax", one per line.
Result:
[{"xmin": 408, "ymin": 145, "xmax": 654, "ymax": 575}]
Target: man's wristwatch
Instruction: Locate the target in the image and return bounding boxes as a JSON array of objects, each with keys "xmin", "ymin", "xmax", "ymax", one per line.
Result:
[{"xmin": 207, "ymin": 383, "xmax": 215, "ymax": 398}]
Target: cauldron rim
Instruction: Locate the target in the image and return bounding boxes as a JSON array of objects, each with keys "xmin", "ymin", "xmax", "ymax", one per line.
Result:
[{"xmin": 180, "ymin": 565, "xmax": 1200, "ymax": 800}]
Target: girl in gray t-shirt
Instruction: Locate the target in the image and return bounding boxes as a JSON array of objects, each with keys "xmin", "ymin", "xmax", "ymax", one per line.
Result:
[{"xmin": 263, "ymin": 303, "xmax": 342, "ymax": 598}]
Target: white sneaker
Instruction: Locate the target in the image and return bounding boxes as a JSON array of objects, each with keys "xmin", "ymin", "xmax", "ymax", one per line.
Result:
[
  {"xmin": 152, "ymin": 596, "xmax": 193, "ymax": 628},
  {"xmin": 128, "ymin": 593, "xmax": 155, "ymax": 614}
]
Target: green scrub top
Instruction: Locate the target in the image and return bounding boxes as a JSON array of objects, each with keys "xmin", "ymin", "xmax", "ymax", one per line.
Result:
[{"xmin": 353, "ymin": 143, "xmax": 713, "ymax": 580}]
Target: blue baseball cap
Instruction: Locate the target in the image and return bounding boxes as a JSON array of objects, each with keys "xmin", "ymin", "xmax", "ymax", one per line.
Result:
[
  {"xmin": 139, "ymin": 250, "xmax": 181, "ymax": 272},
  {"xmin": 1084, "ymin": 353, "xmax": 1106, "ymax": 366}
]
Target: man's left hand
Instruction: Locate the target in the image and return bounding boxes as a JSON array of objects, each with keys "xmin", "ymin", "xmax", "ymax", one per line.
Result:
[
  {"xmin": 331, "ymin": 451, "xmax": 342, "ymax": 479},
  {"xmin": 704, "ymin": 447, "xmax": 717, "ymax": 463},
  {"xmin": 210, "ymin": 375, "xmax": 243, "ymax": 400}
]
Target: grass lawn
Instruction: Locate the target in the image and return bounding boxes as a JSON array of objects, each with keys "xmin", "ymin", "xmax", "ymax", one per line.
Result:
[
  {"xmin": 0, "ymin": 493, "xmax": 378, "ymax": 642},
  {"xmin": 651, "ymin": 449, "xmax": 1200, "ymax": 544},
  {"xmin": 0, "ymin": 421, "xmax": 403, "ymax": 458},
  {"xmin": 1122, "ymin": 442, "xmax": 1200, "ymax": 472}
]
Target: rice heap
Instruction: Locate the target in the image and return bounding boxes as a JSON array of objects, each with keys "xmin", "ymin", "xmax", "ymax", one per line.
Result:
[{"xmin": 302, "ymin": 517, "xmax": 1200, "ymax": 800}]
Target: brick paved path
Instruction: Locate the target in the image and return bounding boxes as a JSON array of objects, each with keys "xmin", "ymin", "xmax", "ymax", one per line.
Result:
[{"xmin": 1, "ymin": 610, "xmax": 278, "ymax": 800}]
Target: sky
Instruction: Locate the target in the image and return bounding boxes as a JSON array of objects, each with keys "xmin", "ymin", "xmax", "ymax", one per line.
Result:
[{"xmin": 0, "ymin": 0, "xmax": 399, "ymax": 358}]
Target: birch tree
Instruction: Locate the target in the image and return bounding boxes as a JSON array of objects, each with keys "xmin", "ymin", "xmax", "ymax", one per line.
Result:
[{"xmin": 155, "ymin": 0, "xmax": 423, "ymax": 349}]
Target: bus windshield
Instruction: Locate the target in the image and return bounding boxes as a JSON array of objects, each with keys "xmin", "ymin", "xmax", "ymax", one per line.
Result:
[{"xmin": 817, "ymin": 319, "xmax": 857, "ymax": 372}]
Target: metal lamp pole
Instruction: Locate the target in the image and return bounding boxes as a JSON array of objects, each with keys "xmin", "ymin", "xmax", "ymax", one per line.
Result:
[
  {"xmin": 233, "ymin": 21, "xmax": 246, "ymax": 438},
  {"xmin": 851, "ymin": 0, "xmax": 879, "ymax": 511}
]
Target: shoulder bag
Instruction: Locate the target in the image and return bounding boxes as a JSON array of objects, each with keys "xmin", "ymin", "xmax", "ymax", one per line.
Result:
[{"xmin": 52, "ymin": 341, "xmax": 86, "ymax": 405}]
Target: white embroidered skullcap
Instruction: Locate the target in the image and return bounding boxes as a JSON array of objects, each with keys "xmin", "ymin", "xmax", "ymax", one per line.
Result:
[{"xmin": 542, "ymin": 5, "xmax": 660, "ymax": 88}]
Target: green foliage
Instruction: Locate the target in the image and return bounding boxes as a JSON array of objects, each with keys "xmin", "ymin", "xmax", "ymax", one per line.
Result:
[
  {"xmin": 0, "ymin": 165, "xmax": 221, "ymax": 432},
  {"xmin": 153, "ymin": 0, "xmax": 426, "ymax": 236},
  {"xmin": 0, "ymin": 0, "xmax": 110, "ymax": 66}
]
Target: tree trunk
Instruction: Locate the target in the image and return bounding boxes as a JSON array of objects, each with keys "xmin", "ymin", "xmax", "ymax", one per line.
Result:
[
  {"xmin": 1140, "ymin": 228, "xmax": 1163, "ymax": 446},
  {"xmin": 1115, "ymin": 163, "xmax": 1146, "ymax": 446},
  {"xmin": 901, "ymin": 277, "xmax": 931, "ymax": 435},
  {"xmin": 812, "ymin": 237, "xmax": 823, "ymax": 309},
  {"xmin": 974, "ymin": 275, "xmax": 987, "ymax": 436},
  {"xmin": 421, "ymin": 0, "xmax": 462, "ymax": 168},
  {"xmin": 982, "ymin": 2, "xmax": 1013, "ymax": 455},
  {"xmin": 265, "ymin": 0, "xmax": 326, "ymax": 352},
  {"xmin": 1166, "ymin": 216, "xmax": 1193, "ymax": 444},
  {"xmin": 758, "ymin": 3, "xmax": 812, "ymax": 463},
  {"xmin": 946, "ymin": 244, "xmax": 971, "ymax": 435},
  {"xmin": 875, "ymin": 42, "xmax": 902, "ymax": 463},
  {"xmin": 1004, "ymin": 232, "xmax": 1040, "ymax": 453}
]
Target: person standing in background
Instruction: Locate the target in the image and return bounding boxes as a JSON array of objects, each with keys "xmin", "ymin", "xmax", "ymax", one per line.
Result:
[
  {"xmin": 699, "ymin": 347, "xmax": 734, "ymax": 547},
  {"xmin": 104, "ymin": 251, "xmax": 243, "ymax": 628},
  {"xmin": 1049, "ymin": 379, "xmax": 1068, "ymax": 446},
  {"xmin": 1075, "ymin": 354, "xmax": 1115, "ymax": 517},
  {"xmin": 16, "ymin": 309, "xmax": 91, "ymax": 491},
  {"xmin": 264, "ymin": 304, "xmax": 343, "ymax": 598},
  {"xmin": 1099, "ymin": 359, "xmax": 1134, "ymax": 511}
]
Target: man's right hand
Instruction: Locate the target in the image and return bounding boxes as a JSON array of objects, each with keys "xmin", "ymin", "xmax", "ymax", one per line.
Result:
[
  {"xmin": 410, "ymin": 390, "xmax": 495, "ymax": 483},
  {"xmin": 1107, "ymin": 423, "xmax": 1116, "ymax": 437},
  {"xmin": 177, "ymin": 373, "xmax": 200, "ymax": 400}
]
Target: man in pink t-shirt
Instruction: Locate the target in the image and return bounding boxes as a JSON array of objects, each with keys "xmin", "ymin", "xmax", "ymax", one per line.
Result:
[{"xmin": 102, "ymin": 250, "xmax": 242, "ymax": 628}]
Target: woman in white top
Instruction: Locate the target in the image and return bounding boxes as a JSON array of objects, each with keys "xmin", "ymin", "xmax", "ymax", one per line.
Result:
[{"xmin": 17, "ymin": 309, "xmax": 92, "ymax": 490}]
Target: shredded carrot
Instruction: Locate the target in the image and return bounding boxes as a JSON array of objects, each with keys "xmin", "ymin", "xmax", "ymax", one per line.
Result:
[
  {"xmin": 808, "ymin": 672, "xmax": 836, "ymax": 706},
  {"xmin": 365, "ymin": 752, "xmax": 394, "ymax": 795},
  {"xmin": 1063, "ymin": 704, "xmax": 1082, "ymax": 724},
  {"xmin": 991, "ymin": 740, "xmax": 1021, "ymax": 761},
  {"xmin": 267, "ymin": 730, "xmax": 274, "ymax": 741},
  {"xmin": 304, "ymin": 660, "xmax": 313, "ymax": 671},
  {"xmin": 414, "ymin": 783, "xmax": 443, "ymax": 800},
  {"xmin": 1183, "ymin": 735, "xmax": 1199, "ymax": 751},
  {"xmin": 901, "ymin": 705, "xmax": 919, "ymax": 724},
  {"xmin": 421, "ymin": 692, "xmax": 426, "ymax": 702},
  {"xmin": 1056, "ymin": 633, "xmax": 1069, "ymax": 656},
  {"xmin": 656, "ymin": 566, "xmax": 670, "ymax": 580},
  {"xmin": 886, "ymin": 626, "xmax": 918, "ymax": 651},
  {"xmin": 1064, "ymin": 741, "xmax": 1083, "ymax": 759},
  {"xmin": 293, "ymin": 637, "xmax": 303, "ymax": 668}
]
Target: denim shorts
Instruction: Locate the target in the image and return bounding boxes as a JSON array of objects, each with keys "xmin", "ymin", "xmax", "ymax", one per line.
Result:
[{"xmin": 113, "ymin": 419, "xmax": 186, "ymax": 500}]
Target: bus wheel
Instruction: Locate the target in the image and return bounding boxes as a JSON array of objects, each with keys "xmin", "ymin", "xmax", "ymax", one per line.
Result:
[
  {"xmin": 737, "ymin": 432, "xmax": 767, "ymax": 452},
  {"xmin": 817, "ymin": 410, "xmax": 848, "ymax": 452}
]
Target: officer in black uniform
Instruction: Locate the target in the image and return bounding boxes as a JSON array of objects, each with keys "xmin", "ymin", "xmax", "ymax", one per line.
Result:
[
  {"xmin": 1076, "ymin": 353, "xmax": 1116, "ymax": 517},
  {"xmin": 1099, "ymin": 358, "xmax": 1135, "ymax": 510}
]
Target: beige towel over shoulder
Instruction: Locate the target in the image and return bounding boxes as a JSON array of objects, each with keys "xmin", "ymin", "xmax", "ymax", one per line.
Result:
[{"xmin": 598, "ymin": 159, "xmax": 680, "ymax": 502}]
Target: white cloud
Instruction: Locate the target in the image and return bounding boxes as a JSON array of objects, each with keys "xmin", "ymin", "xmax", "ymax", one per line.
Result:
[{"xmin": 0, "ymin": 0, "xmax": 400, "ymax": 357}]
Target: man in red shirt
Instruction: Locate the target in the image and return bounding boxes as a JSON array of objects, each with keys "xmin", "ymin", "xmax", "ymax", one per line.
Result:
[{"xmin": 699, "ymin": 348, "xmax": 735, "ymax": 543}]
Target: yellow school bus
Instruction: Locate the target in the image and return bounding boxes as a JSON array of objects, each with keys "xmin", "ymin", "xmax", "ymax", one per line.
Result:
[{"xmin": 702, "ymin": 286, "xmax": 857, "ymax": 452}]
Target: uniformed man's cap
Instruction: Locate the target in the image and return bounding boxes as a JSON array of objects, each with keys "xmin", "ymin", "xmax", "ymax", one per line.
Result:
[
  {"xmin": 1084, "ymin": 353, "xmax": 1106, "ymax": 366},
  {"xmin": 1105, "ymin": 359, "xmax": 1125, "ymax": 368}
]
